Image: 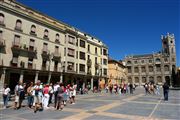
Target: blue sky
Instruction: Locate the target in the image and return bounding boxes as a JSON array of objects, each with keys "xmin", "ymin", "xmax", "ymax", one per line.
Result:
[{"xmin": 17, "ymin": 0, "xmax": 179, "ymax": 66}]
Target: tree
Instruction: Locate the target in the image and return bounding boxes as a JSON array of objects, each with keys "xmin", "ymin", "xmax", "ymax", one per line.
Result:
[{"xmin": 171, "ymin": 68, "xmax": 176, "ymax": 87}]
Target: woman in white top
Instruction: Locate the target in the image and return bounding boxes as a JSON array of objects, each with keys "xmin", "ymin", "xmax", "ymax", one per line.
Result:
[{"xmin": 3, "ymin": 84, "xmax": 10, "ymax": 108}]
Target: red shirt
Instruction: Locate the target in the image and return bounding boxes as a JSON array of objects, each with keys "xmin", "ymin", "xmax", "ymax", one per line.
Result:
[{"xmin": 43, "ymin": 87, "xmax": 49, "ymax": 94}]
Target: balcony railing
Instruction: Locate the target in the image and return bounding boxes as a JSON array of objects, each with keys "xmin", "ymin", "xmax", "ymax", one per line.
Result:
[
  {"xmin": 95, "ymin": 63, "xmax": 100, "ymax": 68},
  {"xmin": 29, "ymin": 31, "xmax": 37, "ymax": 36},
  {"xmin": 14, "ymin": 26, "xmax": 23, "ymax": 32},
  {"xmin": 0, "ymin": 21, "xmax": 5, "ymax": 27},
  {"xmin": 41, "ymin": 49, "xmax": 50, "ymax": 60},
  {"xmin": 43, "ymin": 35, "xmax": 49, "ymax": 40},
  {"xmin": 41, "ymin": 64, "xmax": 48, "ymax": 71},
  {"xmin": 87, "ymin": 59, "xmax": 92, "ymax": 67}
]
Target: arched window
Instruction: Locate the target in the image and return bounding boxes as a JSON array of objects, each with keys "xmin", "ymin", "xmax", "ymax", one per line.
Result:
[
  {"xmin": 156, "ymin": 58, "xmax": 161, "ymax": 62},
  {"xmin": 171, "ymin": 48, "xmax": 174, "ymax": 54},
  {"xmin": 0, "ymin": 13, "xmax": 5, "ymax": 25},
  {"xmin": 15, "ymin": 19, "xmax": 22, "ymax": 30},
  {"xmin": 148, "ymin": 66, "xmax": 153, "ymax": 72},
  {"xmin": 135, "ymin": 77, "xmax": 139, "ymax": 83},
  {"xmin": 31, "ymin": 25, "xmax": 36, "ymax": 33},
  {"xmin": 88, "ymin": 45, "xmax": 90, "ymax": 52},
  {"xmin": 164, "ymin": 65, "xmax": 169, "ymax": 71},
  {"xmin": 95, "ymin": 47, "xmax": 97, "ymax": 54},
  {"xmin": 43, "ymin": 29, "xmax": 49, "ymax": 40},
  {"xmin": 55, "ymin": 33, "xmax": 60, "ymax": 43},
  {"xmin": 127, "ymin": 61, "xmax": 131, "ymax": 64},
  {"xmin": 56, "ymin": 34, "xmax": 59, "ymax": 40},
  {"xmin": 157, "ymin": 76, "xmax": 162, "ymax": 83}
]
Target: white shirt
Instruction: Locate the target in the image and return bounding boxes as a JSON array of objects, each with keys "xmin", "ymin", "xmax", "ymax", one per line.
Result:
[
  {"xmin": 3, "ymin": 88, "xmax": 10, "ymax": 95},
  {"xmin": 54, "ymin": 84, "xmax": 60, "ymax": 92}
]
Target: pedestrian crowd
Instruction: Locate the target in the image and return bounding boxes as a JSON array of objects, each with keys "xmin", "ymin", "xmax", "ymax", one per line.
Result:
[
  {"xmin": 2, "ymin": 80, "xmax": 77, "ymax": 113},
  {"xmin": 104, "ymin": 83, "xmax": 136, "ymax": 95},
  {"xmin": 144, "ymin": 82, "xmax": 160, "ymax": 95}
]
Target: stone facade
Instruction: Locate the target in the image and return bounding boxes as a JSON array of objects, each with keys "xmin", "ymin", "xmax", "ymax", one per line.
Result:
[
  {"xmin": 0, "ymin": 0, "xmax": 108, "ymax": 92},
  {"xmin": 124, "ymin": 33, "xmax": 176, "ymax": 86},
  {"xmin": 108, "ymin": 59, "xmax": 127, "ymax": 85}
]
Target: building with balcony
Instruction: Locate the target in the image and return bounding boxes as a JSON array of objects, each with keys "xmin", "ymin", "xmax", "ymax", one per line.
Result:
[
  {"xmin": 0, "ymin": 0, "xmax": 108, "ymax": 91},
  {"xmin": 108, "ymin": 58, "xmax": 127, "ymax": 85},
  {"xmin": 124, "ymin": 33, "xmax": 176, "ymax": 86}
]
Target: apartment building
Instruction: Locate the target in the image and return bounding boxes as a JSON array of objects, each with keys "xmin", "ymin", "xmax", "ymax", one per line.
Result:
[
  {"xmin": 108, "ymin": 59, "xmax": 127, "ymax": 85},
  {"xmin": 124, "ymin": 33, "xmax": 176, "ymax": 86},
  {"xmin": 0, "ymin": 0, "xmax": 108, "ymax": 91}
]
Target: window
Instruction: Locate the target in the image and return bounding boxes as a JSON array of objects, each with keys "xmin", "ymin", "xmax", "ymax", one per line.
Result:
[
  {"xmin": 68, "ymin": 35, "xmax": 75, "ymax": 45},
  {"xmin": 157, "ymin": 76, "xmax": 162, "ymax": 83},
  {"xmin": 95, "ymin": 57, "xmax": 97, "ymax": 64},
  {"xmin": 43, "ymin": 43, "xmax": 48, "ymax": 52},
  {"xmin": 0, "ymin": 31, "xmax": 2, "ymax": 40},
  {"xmin": 141, "ymin": 60, "xmax": 145, "ymax": 63},
  {"xmin": 68, "ymin": 48, "xmax": 75, "ymax": 57},
  {"xmin": 14, "ymin": 35, "xmax": 20, "ymax": 47},
  {"xmin": 149, "ymin": 59, "xmax": 153, "ymax": 63},
  {"xmin": 172, "ymin": 58, "xmax": 175, "ymax": 62},
  {"xmin": 134, "ymin": 60, "xmax": 138, "ymax": 64},
  {"xmin": 134, "ymin": 67, "xmax": 139, "ymax": 73},
  {"xmin": 95, "ymin": 47, "xmax": 98, "ymax": 54},
  {"xmin": 15, "ymin": 19, "xmax": 22, "ymax": 31},
  {"xmin": 127, "ymin": 61, "xmax": 131, "ymax": 65},
  {"xmin": 79, "ymin": 64, "xmax": 85, "ymax": 72},
  {"xmin": 44, "ymin": 29, "xmax": 49, "ymax": 40},
  {"xmin": 29, "ymin": 39, "xmax": 35, "ymax": 51},
  {"xmin": 28, "ymin": 58, "xmax": 33, "ymax": 69},
  {"xmin": 156, "ymin": 64, "xmax": 161, "ymax": 72},
  {"xmin": 141, "ymin": 66, "xmax": 146, "ymax": 73},
  {"xmin": 103, "ymin": 49, "xmax": 107, "ymax": 55},
  {"xmin": 67, "ymin": 62, "xmax": 74, "ymax": 71},
  {"xmin": 149, "ymin": 66, "xmax": 153, "ymax": 72},
  {"xmin": 55, "ymin": 46, "xmax": 59, "ymax": 54},
  {"xmin": 30, "ymin": 25, "xmax": 36, "ymax": 33},
  {"xmin": 103, "ymin": 59, "xmax": 107, "ymax": 65},
  {"xmin": 156, "ymin": 58, "xmax": 161, "ymax": 62},
  {"xmin": 135, "ymin": 77, "xmax": 139, "ymax": 83},
  {"xmin": 0, "ymin": 13, "xmax": 5, "ymax": 25},
  {"xmin": 88, "ymin": 45, "xmax": 90, "ymax": 52},
  {"xmin": 164, "ymin": 65, "xmax": 169, "ymax": 71},
  {"xmin": 103, "ymin": 68, "xmax": 107, "ymax": 76},
  {"xmin": 55, "ymin": 34, "xmax": 60, "ymax": 43},
  {"xmin": 164, "ymin": 58, "xmax": 168, "ymax": 62},
  {"xmin": 128, "ymin": 66, "xmax": 132, "ymax": 73},
  {"xmin": 142, "ymin": 77, "xmax": 146, "ymax": 83},
  {"xmin": 80, "ymin": 40, "xmax": 85, "ymax": 48},
  {"xmin": 79, "ymin": 51, "xmax": 85, "ymax": 60},
  {"xmin": 11, "ymin": 56, "xmax": 18, "ymax": 67},
  {"xmin": 88, "ymin": 55, "xmax": 90, "ymax": 60}
]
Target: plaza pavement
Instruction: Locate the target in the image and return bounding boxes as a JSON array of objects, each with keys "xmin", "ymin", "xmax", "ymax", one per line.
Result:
[{"xmin": 0, "ymin": 87, "xmax": 180, "ymax": 120}]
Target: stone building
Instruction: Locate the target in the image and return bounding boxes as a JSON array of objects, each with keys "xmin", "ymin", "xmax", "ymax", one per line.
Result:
[
  {"xmin": 124, "ymin": 33, "xmax": 176, "ymax": 86},
  {"xmin": 108, "ymin": 59, "xmax": 127, "ymax": 85},
  {"xmin": 0, "ymin": 0, "xmax": 108, "ymax": 91}
]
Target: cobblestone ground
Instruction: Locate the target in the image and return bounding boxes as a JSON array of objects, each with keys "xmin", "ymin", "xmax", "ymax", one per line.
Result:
[{"xmin": 0, "ymin": 87, "xmax": 180, "ymax": 120}]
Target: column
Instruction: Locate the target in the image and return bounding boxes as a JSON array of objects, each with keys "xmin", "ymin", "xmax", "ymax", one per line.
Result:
[
  {"xmin": 82, "ymin": 82, "xmax": 85, "ymax": 89},
  {"xmin": 47, "ymin": 72, "xmax": 51, "ymax": 83},
  {"xmin": 19, "ymin": 71, "xmax": 24, "ymax": 83},
  {"xmin": 0, "ymin": 68, "xmax": 6, "ymax": 91},
  {"xmin": 91, "ymin": 77, "xmax": 93, "ymax": 90},
  {"xmin": 34, "ymin": 71, "xmax": 39, "ymax": 83},
  {"xmin": 60, "ymin": 73, "xmax": 63, "ymax": 83}
]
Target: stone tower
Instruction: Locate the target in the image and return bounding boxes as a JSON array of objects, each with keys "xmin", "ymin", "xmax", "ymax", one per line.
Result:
[{"xmin": 161, "ymin": 33, "xmax": 176, "ymax": 85}]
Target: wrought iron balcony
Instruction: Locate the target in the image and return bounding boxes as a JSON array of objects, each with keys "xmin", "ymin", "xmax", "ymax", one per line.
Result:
[
  {"xmin": 41, "ymin": 49, "xmax": 50, "ymax": 60},
  {"xmin": 87, "ymin": 59, "xmax": 92, "ymax": 67},
  {"xmin": 52, "ymin": 52, "xmax": 61, "ymax": 62}
]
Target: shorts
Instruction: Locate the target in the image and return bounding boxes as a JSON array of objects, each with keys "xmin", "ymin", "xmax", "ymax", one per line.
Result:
[
  {"xmin": 34, "ymin": 95, "xmax": 42, "ymax": 104},
  {"xmin": 15, "ymin": 95, "xmax": 19, "ymax": 102}
]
